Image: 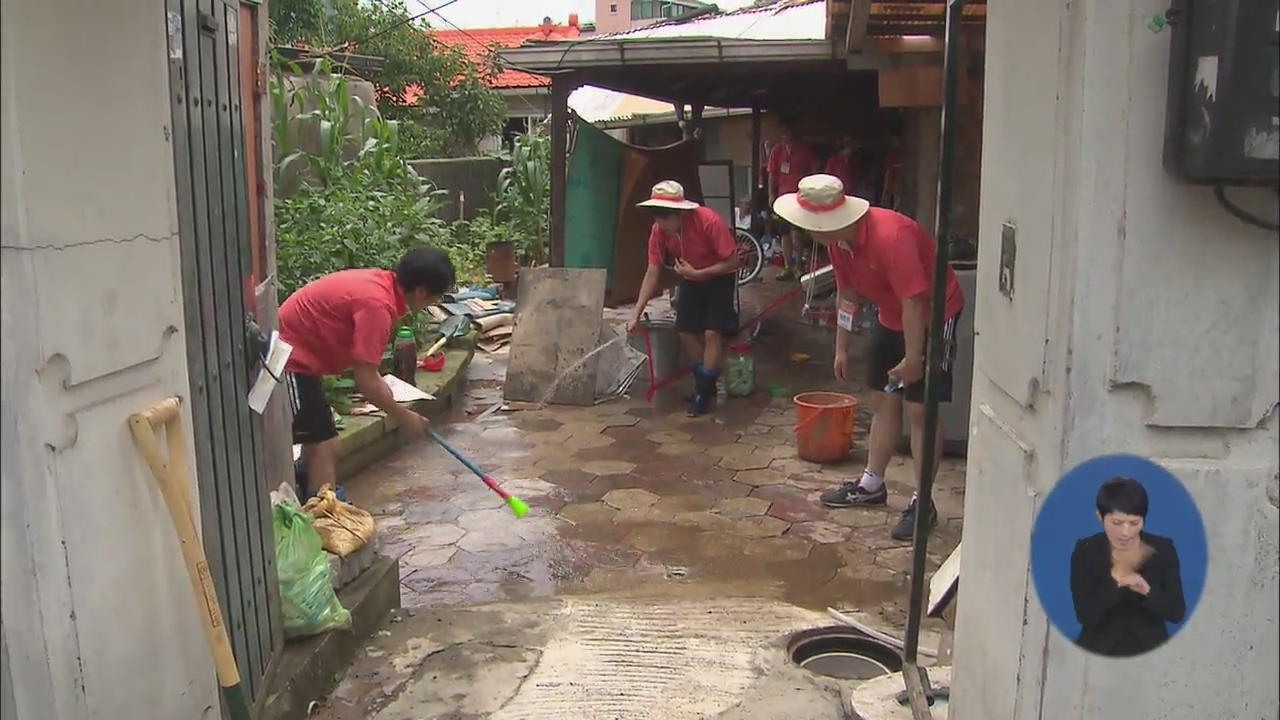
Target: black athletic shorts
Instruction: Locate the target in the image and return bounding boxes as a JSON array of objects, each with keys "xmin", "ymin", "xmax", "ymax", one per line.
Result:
[
  {"xmin": 867, "ymin": 309, "xmax": 962, "ymax": 404},
  {"xmin": 287, "ymin": 372, "xmax": 338, "ymax": 444},
  {"xmin": 675, "ymin": 273, "xmax": 740, "ymax": 336}
]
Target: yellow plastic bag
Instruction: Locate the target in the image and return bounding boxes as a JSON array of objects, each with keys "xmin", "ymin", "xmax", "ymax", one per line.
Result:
[{"xmin": 302, "ymin": 486, "xmax": 375, "ymax": 557}]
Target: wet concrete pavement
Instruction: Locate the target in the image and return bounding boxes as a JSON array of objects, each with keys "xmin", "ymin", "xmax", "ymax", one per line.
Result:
[{"xmin": 317, "ymin": 278, "xmax": 965, "ymax": 718}]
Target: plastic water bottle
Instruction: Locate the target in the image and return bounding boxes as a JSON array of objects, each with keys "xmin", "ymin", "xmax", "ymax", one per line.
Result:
[{"xmin": 861, "ymin": 303, "xmax": 876, "ymax": 331}]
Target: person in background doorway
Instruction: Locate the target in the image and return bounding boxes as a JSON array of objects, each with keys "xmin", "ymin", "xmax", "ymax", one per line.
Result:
[
  {"xmin": 279, "ymin": 247, "xmax": 455, "ymax": 498},
  {"xmin": 627, "ymin": 181, "xmax": 740, "ymax": 416},
  {"xmin": 766, "ymin": 122, "xmax": 817, "ymax": 282},
  {"xmin": 773, "ymin": 174, "xmax": 965, "ymax": 541},
  {"xmin": 1071, "ymin": 477, "xmax": 1185, "ymax": 657},
  {"xmin": 825, "ymin": 134, "xmax": 860, "ymax": 199}
]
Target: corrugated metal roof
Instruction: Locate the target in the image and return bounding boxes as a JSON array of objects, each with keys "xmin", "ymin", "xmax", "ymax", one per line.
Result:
[{"xmin": 587, "ymin": 0, "xmax": 825, "ymax": 42}]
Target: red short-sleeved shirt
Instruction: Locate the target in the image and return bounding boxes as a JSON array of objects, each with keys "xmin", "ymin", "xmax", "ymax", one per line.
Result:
[
  {"xmin": 279, "ymin": 268, "xmax": 408, "ymax": 376},
  {"xmin": 646, "ymin": 206, "xmax": 737, "ymax": 279},
  {"xmin": 825, "ymin": 154, "xmax": 858, "ymax": 195},
  {"xmin": 828, "ymin": 208, "xmax": 965, "ymax": 331},
  {"xmin": 767, "ymin": 142, "xmax": 817, "ymax": 196}
]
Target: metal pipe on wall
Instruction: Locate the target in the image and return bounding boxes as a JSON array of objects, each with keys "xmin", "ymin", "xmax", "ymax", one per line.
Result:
[{"xmin": 901, "ymin": 0, "xmax": 965, "ymax": 716}]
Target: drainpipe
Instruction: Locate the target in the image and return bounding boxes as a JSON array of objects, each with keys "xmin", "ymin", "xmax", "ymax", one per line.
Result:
[{"xmin": 900, "ymin": 0, "xmax": 964, "ymax": 717}]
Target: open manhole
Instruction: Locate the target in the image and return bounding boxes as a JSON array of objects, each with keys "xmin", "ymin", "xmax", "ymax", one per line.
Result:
[{"xmin": 788, "ymin": 626, "xmax": 903, "ymax": 681}]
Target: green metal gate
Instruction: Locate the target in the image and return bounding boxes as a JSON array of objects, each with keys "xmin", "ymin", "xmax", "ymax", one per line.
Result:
[{"xmin": 165, "ymin": 0, "xmax": 280, "ymax": 709}]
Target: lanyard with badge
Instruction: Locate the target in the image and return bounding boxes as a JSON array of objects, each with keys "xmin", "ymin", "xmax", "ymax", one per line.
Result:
[
  {"xmin": 779, "ymin": 143, "xmax": 792, "ymax": 175},
  {"xmin": 834, "ymin": 239, "xmax": 857, "ymax": 332}
]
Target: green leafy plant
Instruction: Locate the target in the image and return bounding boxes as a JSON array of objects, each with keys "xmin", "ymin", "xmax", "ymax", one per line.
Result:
[
  {"xmin": 270, "ymin": 59, "xmax": 486, "ymax": 298},
  {"xmin": 497, "ymin": 126, "xmax": 551, "ymax": 265}
]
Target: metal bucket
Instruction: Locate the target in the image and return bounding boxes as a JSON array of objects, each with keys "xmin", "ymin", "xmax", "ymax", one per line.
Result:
[{"xmin": 629, "ymin": 317, "xmax": 683, "ymax": 391}]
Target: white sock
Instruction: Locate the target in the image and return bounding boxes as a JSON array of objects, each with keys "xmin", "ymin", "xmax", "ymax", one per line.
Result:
[{"xmin": 858, "ymin": 470, "xmax": 884, "ymax": 492}]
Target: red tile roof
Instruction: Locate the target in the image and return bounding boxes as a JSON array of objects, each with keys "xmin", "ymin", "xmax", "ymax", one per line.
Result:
[{"xmin": 430, "ymin": 23, "xmax": 581, "ymax": 90}]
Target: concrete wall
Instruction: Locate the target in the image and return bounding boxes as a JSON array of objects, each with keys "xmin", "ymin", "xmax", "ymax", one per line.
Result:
[
  {"xmin": 1, "ymin": 1, "xmax": 219, "ymax": 718},
  {"xmin": 408, "ymin": 157, "xmax": 504, "ymax": 223},
  {"xmin": 950, "ymin": 1, "xmax": 1279, "ymax": 719}
]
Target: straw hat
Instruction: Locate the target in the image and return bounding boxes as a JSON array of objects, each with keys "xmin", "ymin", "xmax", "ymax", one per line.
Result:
[
  {"xmin": 636, "ymin": 180, "xmax": 700, "ymax": 211},
  {"xmin": 772, "ymin": 174, "xmax": 871, "ymax": 232}
]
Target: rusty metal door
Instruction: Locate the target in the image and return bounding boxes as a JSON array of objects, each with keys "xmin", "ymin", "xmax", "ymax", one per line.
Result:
[{"xmin": 165, "ymin": 0, "xmax": 281, "ymax": 709}]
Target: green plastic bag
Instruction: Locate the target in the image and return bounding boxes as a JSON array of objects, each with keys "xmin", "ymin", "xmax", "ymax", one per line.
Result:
[{"xmin": 273, "ymin": 503, "xmax": 351, "ymax": 638}]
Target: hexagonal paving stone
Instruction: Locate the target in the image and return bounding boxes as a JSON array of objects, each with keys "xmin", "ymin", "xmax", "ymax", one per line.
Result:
[
  {"xmin": 453, "ymin": 489, "xmax": 505, "ymax": 511},
  {"xmin": 456, "ymin": 508, "xmax": 519, "ymax": 532},
  {"xmin": 827, "ymin": 508, "xmax": 895, "ymax": 529},
  {"xmin": 398, "ymin": 523, "xmax": 466, "ymax": 547},
  {"xmin": 582, "ymin": 460, "xmax": 638, "ymax": 476},
  {"xmin": 655, "ymin": 442, "xmax": 702, "ymax": 458},
  {"xmin": 766, "ymin": 499, "xmax": 829, "ymax": 524},
  {"xmin": 652, "ymin": 494, "xmax": 715, "ymax": 514},
  {"xmin": 612, "ymin": 506, "xmax": 675, "ymax": 525},
  {"xmin": 742, "ymin": 536, "xmax": 813, "ymax": 562},
  {"xmin": 563, "ymin": 433, "xmax": 617, "ymax": 451},
  {"xmin": 733, "ymin": 469, "xmax": 788, "ymax": 487},
  {"xmin": 599, "ymin": 414, "xmax": 642, "ymax": 428},
  {"xmin": 755, "ymin": 412, "xmax": 796, "ymax": 427},
  {"xmin": 560, "ymin": 421, "xmax": 609, "ymax": 437},
  {"xmin": 768, "ymin": 457, "xmax": 827, "ymax": 476},
  {"xmin": 673, "ymin": 511, "xmax": 740, "ymax": 534},
  {"xmin": 496, "ymin": 477, "xmax": 558, "ymax": 497},
  {"xmin": 645, "ymin": 429, "xmax": 693, "ymax": 444},
  {"xmin": 717, "ymin": 453, "xmax": 773, "ymax": 472},
  {"xmin": 512, "ymin": 515, "xmax": 560, "ymax": 542},
  {"xmin": 713, "ymin": 496, "xmax": 772, "ymax": 518},
  {"xmin": 624, "ymin": 526, "xmax": 682, "ymax": 553},
  {"xmin": 400, "ymin": 545, "xmax": 458, "ymax": 569},
  {"xmin": 456, "ymin": 527, "xmax": 525, "ymax": 552},
  {"xmin": 705, "ymin": 443, "xmax": 747, "ymax": 458},
  {"xmin": 749, "ymin": 484, "xmax": 811, "ymax": 504},
  {"xmin": 790, "ymin": 521, "xmax": 853, "ymax": 545},
  {"xmin": 602, "ymin": 488, "xmax": 660, "ymax": 510},
  {"xmin": 726, "ymin": 515, "xmax": 790, "ymax": 538},
  {"xmin": 558, "ymin": 502, "xmax": 618, "ymax": 526}
]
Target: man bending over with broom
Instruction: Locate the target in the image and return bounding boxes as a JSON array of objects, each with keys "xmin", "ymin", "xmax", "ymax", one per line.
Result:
[
  {"xmin": 279, "ymin": 247, "xmax": 455, "ymax": 498},
  {"xmin": 627, "ymin": 180, "xmax": 740, "ymax": 416}
]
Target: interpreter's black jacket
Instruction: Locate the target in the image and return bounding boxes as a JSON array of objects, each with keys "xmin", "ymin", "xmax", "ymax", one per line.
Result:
[{"xmin": 1070, "ymin": 531, "xmax": 1186, "ymax": 658}]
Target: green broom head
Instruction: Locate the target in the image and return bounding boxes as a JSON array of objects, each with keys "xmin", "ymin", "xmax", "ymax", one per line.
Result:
[{"xmin": 506, "ymin": 495, "xmax": 530, "ymax": 518}]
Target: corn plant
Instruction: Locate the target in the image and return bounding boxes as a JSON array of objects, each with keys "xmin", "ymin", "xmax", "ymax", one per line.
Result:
[{"xmin": 497, "ymin": 126, "xmax": 551, "ymax": 265}]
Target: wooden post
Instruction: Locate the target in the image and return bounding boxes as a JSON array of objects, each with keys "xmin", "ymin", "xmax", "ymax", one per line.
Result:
[
  {"xmin": 549, "ymin": 74, "xmax": 572, "ymax": 268},
  {"xmin": 750, "ymin": 103, "xmax": 762, "ymax": 201}
]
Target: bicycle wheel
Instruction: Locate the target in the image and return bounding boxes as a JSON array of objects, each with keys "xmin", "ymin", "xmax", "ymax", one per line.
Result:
[{"xmin": 735, "ymin": 228, "xmax": 764, "ymax": 286}]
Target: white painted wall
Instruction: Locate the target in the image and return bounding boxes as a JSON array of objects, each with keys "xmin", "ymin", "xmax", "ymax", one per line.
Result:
[
  {"xmin": 950, "ymin": 1, "xmax": 1279, "ymax": 719},
  {"xmin": 1, "ymin": 0, "xmax": 219, "ymax": 718}
]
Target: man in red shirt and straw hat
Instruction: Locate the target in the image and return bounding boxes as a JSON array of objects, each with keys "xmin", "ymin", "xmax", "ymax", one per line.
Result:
[
  {"xmin": 627, "ymin": 180, "xmax": 740, "ymax": 416},
  {"xmin": 773, "ymin": 174, "xmax": 965, "ymax": 541}
]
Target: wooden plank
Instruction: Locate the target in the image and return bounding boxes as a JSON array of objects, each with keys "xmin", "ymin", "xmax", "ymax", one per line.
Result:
[
  {"xmin": 878, "ymin": 64, "xmax": 943, "ymax": 107},
  {"xmin": 846, "ymin": 0, "xmax": 871, "ymax": 53},
  {"xmin": 503, "ymin": 268, "xmax": 608, "ymax": 406},
  {"xmin": 549, "ymin": 76, "xmax": 573, "ymax": 267}
]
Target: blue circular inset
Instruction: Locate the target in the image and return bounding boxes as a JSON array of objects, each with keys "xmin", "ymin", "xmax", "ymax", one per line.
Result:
[{"xmin": 1030, "ymin": 454, "xmax": 1207, "ymax": 656}]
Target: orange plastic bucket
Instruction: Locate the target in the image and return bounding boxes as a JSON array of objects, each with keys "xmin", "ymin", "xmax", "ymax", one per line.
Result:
[{"xmin": 793, "ymin": 392, "xmax": 858, "ymax": 463}]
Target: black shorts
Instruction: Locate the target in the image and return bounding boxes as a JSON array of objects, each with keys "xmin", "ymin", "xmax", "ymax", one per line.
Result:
[
  {"xmin": 287, "ymin": 372, "xmax": 338, "ymax": 444},
  {"xmin": 675, "ymin": 274, "xmax": 740, "ymax": 336},
  {"xmin": 867, "ymin": 310, "xmax": 962, "ymax": 404}
]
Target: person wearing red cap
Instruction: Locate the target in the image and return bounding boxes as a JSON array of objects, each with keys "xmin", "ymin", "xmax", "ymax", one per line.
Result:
[
  {"xmin": 627, "ymin": 180, "xmax": 740, "ymax": 416},
  {"xmin": 773, "ymin": 174, "xmax": 965, "ymax": 541}
]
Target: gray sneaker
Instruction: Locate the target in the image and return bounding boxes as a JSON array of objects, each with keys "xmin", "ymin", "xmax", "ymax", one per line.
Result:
[
  {"xmin": 820, "ymin": 481, "xmax": 888, "ymax": 508},
  {"xmin": 890, "ymin": 497, "xmax": 938, "ymax": 540}
]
